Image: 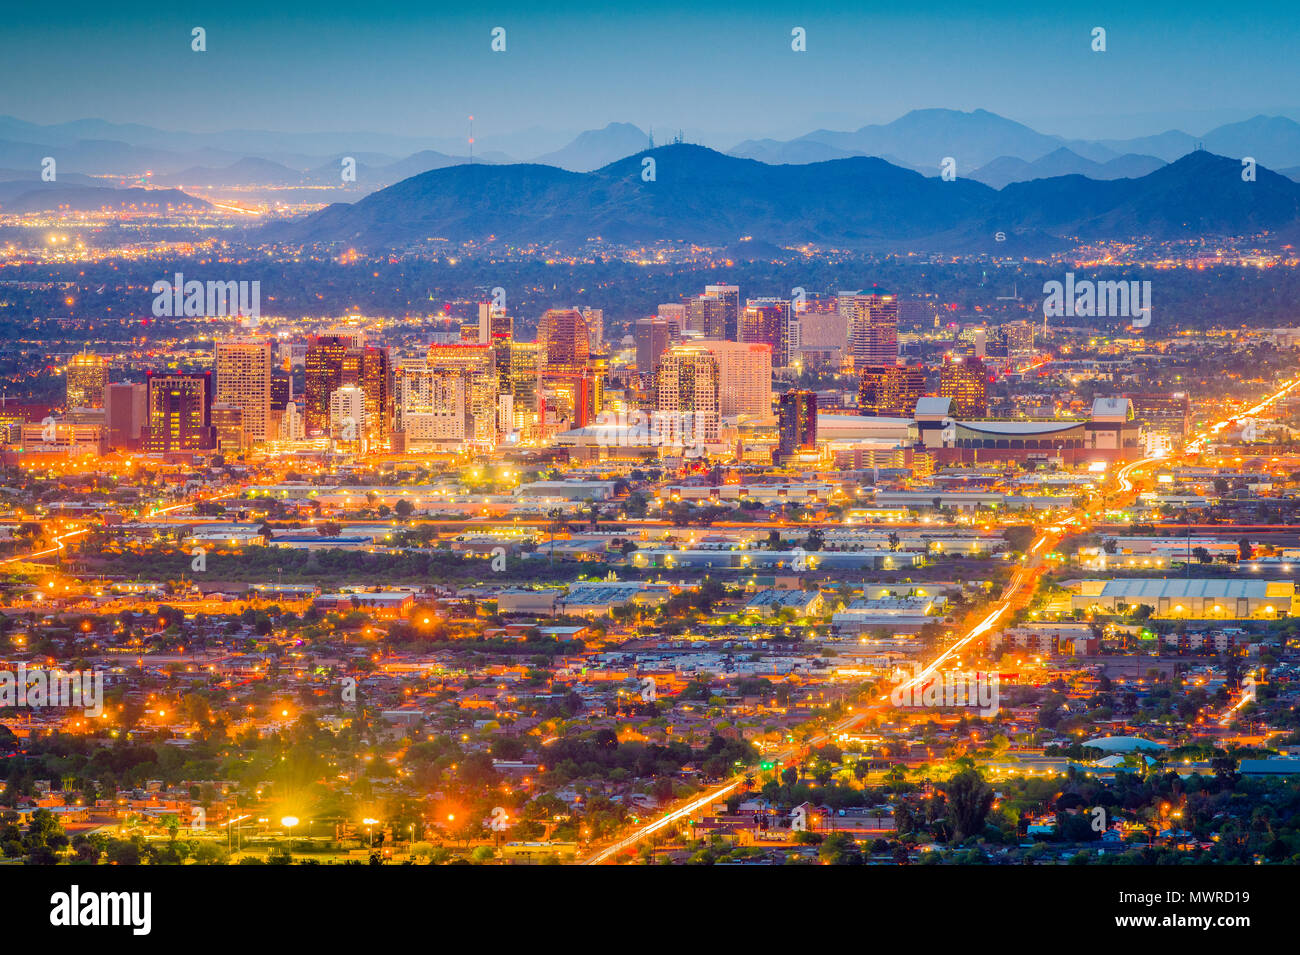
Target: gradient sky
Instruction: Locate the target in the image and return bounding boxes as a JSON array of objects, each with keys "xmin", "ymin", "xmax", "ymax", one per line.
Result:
[{"xmin": 3, "ymin": 0, "xmax": 1298, "ymax": 147}]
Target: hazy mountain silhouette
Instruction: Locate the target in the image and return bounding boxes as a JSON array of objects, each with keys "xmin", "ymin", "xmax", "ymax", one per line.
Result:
[{"xmin": 264, "ymin": 145, "xmax": 1300, "ymax": 252}]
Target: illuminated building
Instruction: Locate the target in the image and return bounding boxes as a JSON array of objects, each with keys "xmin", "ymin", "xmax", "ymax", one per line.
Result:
[
  {"xmin": 858, "ymin": 364, "xmax": 926, "ymax": 416},
  {"xmin": 581, "ymin": 308, "xmax": 604, "ymax": 352},
  {"xmin": 210, "ymin": 403, "xmax": 245, "ymax": 452},
  {"xmin": 777, "ymin": 389, "xmax": 818, "ymax": 460},
  {"xmin": 143, "ymin": 372, "xmax": 214, "ymax": 452},
  {"xmin": 538, "ymin": 309, "xmax": 598, "ymax": 429},
  {"xmin": 304, "ymin": 335, "xmax": 352, "ymax": 433},
  {"xmin": 1000, "ymin": 320, "xmax": 1035, "ymax": 357},
  {"xmin": 65, "ymin": 353, "xmax": 108, "ymax": 410},
  {"xmin": 839, "ymin": 291, "xmax": 898, "ymax": 368},
  {"xmin": 686, "ymin": 285, "xmax": 739, "ymax": 339},
  {"xmin": 427, "ymin": 343, "xmax": 498, "ymax": 447},
  {"xmin": 478, "ymin": 301, "xmax": 513, "ymax": 343},
  {"xmin": 694, "ymin": 340, "xmax": 772, "ymax": 418},
  {"xmin": 329, "ymin": 385, "xmax": 366, "ymax": 449},
  {"xmin": 358, "ymin": 346, "xmax": 394, "ymax": 448},
  {"xmin": 303, "ymin": 335, "xmax": 391, "ymax": 445},
  {"xmin": 214, "ymin": 339, "xmax": 273, "ymax": 445},
  {"xmin": 634, "ymin": 318, "xmax": 674, "ymax": 379},
  {"xmin": 538, "ymin": 309, "xmax": 591, "ymax": 373},
  {"xmin": 104, "ymin": 382, "xmax": 146, "ymax": 450},
  {"xmin": 1125, "ymin": 392, "xmax": 1191, "ymax": 441},
  {"xmin": 497, "ymin": 340, "xmax": 542, "ymax": 441},
  {"xmin": 396, "ymin": 358, "xmax": 468, "ymax": 449},
  {"xmin": 740, "ymin": 299, "xmax": 793, "ymax": 366},
  {"xmin": 655, "ymin": 346, "xmax": 720, "ymax": 443},
  {"xmin": 939, "ymin": 354, "xmax": 989, "ymax": 417}
]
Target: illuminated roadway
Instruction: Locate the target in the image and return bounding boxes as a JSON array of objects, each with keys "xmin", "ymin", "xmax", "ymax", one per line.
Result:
[{"xmin": 581, "ymin": 376, "xmax": 1300, "ymax": 863}]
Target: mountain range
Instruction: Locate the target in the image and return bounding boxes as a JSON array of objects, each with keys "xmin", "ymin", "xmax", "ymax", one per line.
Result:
[
  {"xmin": 5, "ymin": 109, "xmax": 1300, "ymax": 197},
  {"xmin": 262, "ymin": 145, "xmax": 1300, "ymax": 253}
]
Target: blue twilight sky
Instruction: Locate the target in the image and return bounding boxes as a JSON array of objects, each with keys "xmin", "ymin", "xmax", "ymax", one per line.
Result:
[{"xmin": 2, "ymin": 0, "xmax": 1298, "ymax": 147}]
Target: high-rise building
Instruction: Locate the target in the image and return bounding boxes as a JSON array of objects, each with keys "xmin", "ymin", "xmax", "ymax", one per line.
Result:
[
  {"xmin": 686, "ymin": 285, "xmax": 739, "ymax": 339},
  {"xmin": 304, "ymin": 335, "xmax": 353, "ymax": 434},
  {"xmin": 396, "ymin": 358, "xmax": 467, "ymax": 449},
  {"xmin": 839, "ymin": 291, "xmax": 899, "ymax": 368},
  {"xmin": 478, "ymin": 302, "xmax": 513, "ymax": 343},
  {"xmin": 303, "ymin": 335, "xmax": 391, "ymax": 446},
  {"xmin": 1000, "ymin": 320, "xmax": 1036, "ymax": 357},
  {"xmin": 143, "ymin": 372, "xmax": 214, "ymax": 452},
  {"xmin": 104, "ymin": 382, "xmax": 146, "ymax": 450},
  {"xmin": 740, "ymin": 299, "xmax": 793, "ymax": 366},
  {"xmin": 278, "ymin": 402, "xmax": 305, "ymax": 441},
  {"xmin": 939, "ymin": 354, "xmax": 989, "ymax": 417},
  {"xmin": 695, "ymin": 340, "xmax": 772, "ymax": 418},
  {"xmin": 358, "ymin": 346, "xmax": 394, "ymax": 448},
  {"xmin": 214, "ymin": 339, "xmax": 273, "ymax": 445},
  {"xmin": 65, "ymin": 354, "xmax": 108, "ymax": 410},
  {"xmin": 656, "ymin": 303, "xmax": 686, "ymax": 337},
  {"xmin": 634, "ymin": 318, "xmax": 673, "ymax": 378},
  {"xmin": 211, "ymin": 403, "xmax": 245, "ymax": 452},
  {"xmin": 329, "ymin": 385, "xmax": 366, "ymax": 449},
  {"xmin": 538, "ymin": 309, "xmax": 591, "ymax": 373},
  {"xmin": 497, "ymin": 341, "xmax": 542, "ymax": 441},
  {"xmin": 580, "ymin": 308, "xmax": 604, "ymax": 352},
  {"xmin": 655, "ymin": 346, "xmax": 720, "ymax": 444},
  {"xmin": 777, "ymin": 390, "xmax": 818, "ymax": 459},
  {"xmin": 858, "ymin": 364, "xmax": 927, "ymax": 416},
  {"xmin": 427, "ymin": 342, "xmax": 499, "ymax": 447},
  {"xmin": 271, "ymin": 369, "xmax": 292, "ymax": 410},
  {"xmin": 538, "ymin": 309, "xmax": 599, "ymax": 429}
]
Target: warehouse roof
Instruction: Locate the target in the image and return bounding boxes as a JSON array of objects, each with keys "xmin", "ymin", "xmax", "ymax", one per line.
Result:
[{"xmin": 1095, "ymin": 579, "xmax": 1289, "ymax": 599}]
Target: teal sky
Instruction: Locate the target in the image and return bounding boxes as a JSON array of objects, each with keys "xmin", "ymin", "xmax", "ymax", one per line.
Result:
[{"xmin": 2, "ymin": 0, "xmax": 1297, "ymax": 143}]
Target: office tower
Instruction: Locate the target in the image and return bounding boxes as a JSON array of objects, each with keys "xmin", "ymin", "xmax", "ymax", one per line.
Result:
[
  {"xmin": 396, "ymin": 358, "xmax": 467, "ymax": 448},
  {"xmin": 104, "ymin": 383, "xmax": 146, "ymax": 450},
  {"xmin": 796, "ymin": 302, "xmax": 851, "ymax": 362},
  {"xmin": 143, "ymin": 372, "xmax": 214, "ymax": 452},
  {"xmin": 634, "ymin": 318, "xmax": 673, "ymax": 377},
  {"xmin": 686, "ymin": 285, "xmax": 739, "ymax": 339},
  {"xmin": 704, "ymin": 285, "xmax": 739, "ymax": 338},
  {"xmin": 427, "ymin": 342, "xmax": 499, "ymax": 447},
  {"xmin": 538, "ymin": 309, "xmax": 598, "ymax": 429},
  {"xmin": 580, "ymin": 308, "xmax": 604, "ymax": 352},
  {"xmin": 210, "ymin": 403, "xmax": 244, "ymax": 452},
  {"xmin": 271, "ymin": 369, "xmax": 292, "ymax": 410},
  {"xmin": 214, "ymin": 339, "xmax": 273, "ymax": 445},
  {"xmin": 858, "ymin": 364, "xmax": 927, "ymax": 416},
  {"xmin": 538, "ymin": 309, "xmax": 591, "ymax": 373},
  {"xmin": 1000, "ymin": 320, "xmax": 1035, "ymax": 357},
  {"xmin": 358, "ymin": 346, "xmax": 394, "ymax": 448},
  {"xmin": 496, "ymin": 340, "xmax": 542, "ymax": 441},
  {"xmin": 839, "ymin": 291, "xmax": 899, "ymax": 368},
  {"xmin": 740, "ymin": 299, "xmax": 793, "ymax": 366},
  {"xmin": 329, "ymin": 385, "xmax": 366, "ymax": 447},
  {"xmin": 778, "ymin": 390, "xmax": 818, "ymax": 459},
  {"xmin": 655, "ymin": 346, "xmax": 720, "ymax": 443},
  {"xmin": 656, "ymin": 303, "xmax": 686, "ymax": 336},
  {"xmin": 939, "ymin": 354, "xmax": 989, "ymax": 417},
  {"xmin": 478, "ymin": 301, "xmax": 513, "ymax": 343},
  {"xmin": 1125, "ymin": 392, "xmax": 1191, "ymax": 441},
  {"xmin": 65, "ymin": 353, "xmax": 108, "ymax": 410},
  {"xmin": 279, "ymin": 342, "xmax": 308, "ymax": 369},
  {"xmin": 304, "ymin": 334, "xmax": 352, "ymax": 433},
  {"xmin": 693, "ymin": 340, "xmax": 772, "ymax": 417}
]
